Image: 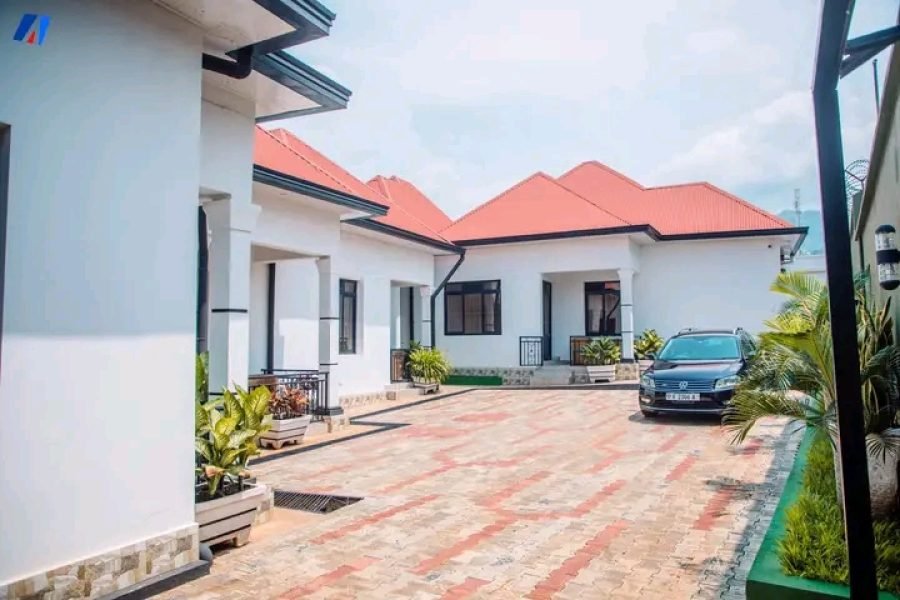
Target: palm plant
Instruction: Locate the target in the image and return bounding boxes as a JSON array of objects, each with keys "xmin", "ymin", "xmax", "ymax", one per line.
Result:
[{"xmin": 724, "ymin": 271, "xmax": 900, "ymax": 459}]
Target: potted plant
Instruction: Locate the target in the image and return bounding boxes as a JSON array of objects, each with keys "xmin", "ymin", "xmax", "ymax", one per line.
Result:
[
  {"xmin": 581, "ymin": 337, "xmax": 621, "ymax": 382},
  {"xmin": 259, "ymin": 386, "xmax": 312, "ymax": 449},
  {"xmin": 195, "ymin": 385, "xmax": 272, "ymax": 547},
  {"xmin": 634, "ymin": 329, "xmax": 663, "ymax": 372},
  {"xmin": 408, "ymin": 346, "xmax": 451, "ymax": 393}
]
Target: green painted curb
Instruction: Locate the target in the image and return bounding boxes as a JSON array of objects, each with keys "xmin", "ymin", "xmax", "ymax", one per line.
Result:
[{"xmin": 746, "ymin": 428, "xmax": 898, "ymax": 599}]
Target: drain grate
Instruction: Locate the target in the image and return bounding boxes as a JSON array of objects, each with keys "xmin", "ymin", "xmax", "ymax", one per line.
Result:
[{"xmin": 273, "ymin": 490, "xmax": 363, "ymax": 514}]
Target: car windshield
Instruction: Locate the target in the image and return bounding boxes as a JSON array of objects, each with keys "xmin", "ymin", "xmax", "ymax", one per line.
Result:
[{"xmin": 657, "ymin": 335, "xmax": 740, "ymax": 361}]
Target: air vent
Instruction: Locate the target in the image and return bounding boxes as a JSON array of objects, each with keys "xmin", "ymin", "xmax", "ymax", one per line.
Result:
[{"xmin": 273, "ymin": 490, "xmax": 363, "ymax": 514}]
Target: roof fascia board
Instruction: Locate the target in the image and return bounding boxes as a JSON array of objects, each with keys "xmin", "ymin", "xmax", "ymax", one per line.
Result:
[
  {"xmin": 254, "ymin": 165, "xmax": 388, "ymax": 216},
  {"xmin": 254, "ymin": 52, "xmax": 351, "ymax": 122},
  {"xmin": 348, "ymin": 218, "xmax": 463, "ymax": 254}
]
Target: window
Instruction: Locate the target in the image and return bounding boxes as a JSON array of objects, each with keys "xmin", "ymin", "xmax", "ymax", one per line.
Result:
[
  {"xmin": 339, "ymin": 279, "xmax": 357, "ymax": 354},
  {"xmin": 444, "ymin": 280, "xmax": 501, "ymax": 335},
  {"xmin": 658, "ymin": 335, "xmax": 741, "ymax": 361},
  {"xmin": 584, "ymin": 281, "xmax": 620, "ymax": 336}
]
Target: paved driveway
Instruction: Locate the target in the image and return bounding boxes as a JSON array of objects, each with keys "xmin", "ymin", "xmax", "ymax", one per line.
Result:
[{"xmin": 165, "ymin": 389, "xmax": 795, "ymax": 599}]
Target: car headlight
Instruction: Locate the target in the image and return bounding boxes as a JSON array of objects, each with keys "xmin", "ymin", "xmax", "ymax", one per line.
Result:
[
  {"xmin": 640, "ymin": 374, "xmax": 655, "ymax": 389},
  {"xmin": 715, "ymin": 375, "xmax": 739, "ymax": 390}
]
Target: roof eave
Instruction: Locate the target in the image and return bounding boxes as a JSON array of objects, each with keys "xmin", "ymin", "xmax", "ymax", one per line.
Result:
[
  {"xmin": 243, "ymin": 0, "xmax": 336, "ymax": 54},
  {"xmin": 348, "ymin": 218, "xmax": 463, "ymax": 254},
  {"xmin": 254, "ymin": 164, "xmax": 388, "ymax": 216},
  {"xmin": 253, "ymin": 52, "xmax": 351, "ymax": 123}
]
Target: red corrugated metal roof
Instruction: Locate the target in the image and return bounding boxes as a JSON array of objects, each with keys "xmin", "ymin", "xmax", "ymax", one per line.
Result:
[
  {"xmin": 368, "ymin": 175, "xmax": 454, "ymax": 233},
  {"xmin": 255, "ymin": 128, "xmax": 452, "ymax": 246},
  {"xmin": 440, "ymin": 172, "xmax": 631, "ymax": 242},
  {"xmin": 558, "ymin": 161, "xmax": 793, "ymax": 235}
]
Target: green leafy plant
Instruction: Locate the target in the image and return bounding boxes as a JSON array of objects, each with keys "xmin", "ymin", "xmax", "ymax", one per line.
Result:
[
  {"xmin": 634, "ymin": 329, "xmax": 664, "ymax": 359},
  {"xmin": 195, "ymin": 385, "xmax": 272, "ymax": 499},
  {"xmin": 196, "ymin": 352, "xmax": 209, "ymax": 405},
  {"xmin": 779, "ymin": 433, "xmax": 900, "ymax": 594},
  {"xmin": 581, "ymin": 337, "xmax": 621, "ymax": 366},
  {"xmin": 408, "ymin": 346, "xmax": 451, "ymax": 384}
]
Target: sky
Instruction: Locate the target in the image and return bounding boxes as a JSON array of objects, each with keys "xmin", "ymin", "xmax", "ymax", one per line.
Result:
[{"xmin": 277, "ymin": 0, "xmax": 899, "ymax": 220}]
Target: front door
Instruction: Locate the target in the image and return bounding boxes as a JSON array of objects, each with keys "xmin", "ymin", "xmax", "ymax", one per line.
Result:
[{"xmin": 542, "ymin": 281, "xmax": 552, "ymax": 361}]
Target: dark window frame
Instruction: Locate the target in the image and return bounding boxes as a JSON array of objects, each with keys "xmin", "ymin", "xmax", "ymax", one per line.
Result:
[
  {"xmin": 444, "ymin": 279, "xmax": 502, "ymax": 336},
  {"xmin": 0, "ymin": 124, "xmax": 8, "ymax": 378},
  {"xmin": 584, "ymin": 281, "xmax": 621, "ymax": 336},
  {"xmin": 339, "ymin": 278, "xmax": 358, "ymax": 354}
]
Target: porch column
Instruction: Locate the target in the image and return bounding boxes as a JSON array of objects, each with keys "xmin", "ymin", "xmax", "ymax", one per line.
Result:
[
  {"xmin": 203, "ymin": 197, "xmax": 260, "ymax": 394},
  {"xmin": 618, "ymin": 268, "xmax": 635, "ymax": 361},
  {"xmin": 316, "ymin": 257, "xmax": 343, "ymax": 417},
  {"xmin": 419, "ymin": 286, "xmax": 432, "ymax": 346},
  {"xmin": 390, "ymin": 286, "xmax": 402, "ymax": 348}
]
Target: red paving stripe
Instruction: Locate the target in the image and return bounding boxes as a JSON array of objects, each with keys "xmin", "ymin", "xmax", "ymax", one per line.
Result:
[
  {"xmin": 566, "ymin": 480, "xmax": 626, "ymax": 517},
  {"xmin": 736, "ymin": 438, "xmax": 763, "ymax": 456},
  {"xmin": 311, "ymin": 495, "xmax": 438, "ymax": 544},
  {"xmin": 592, "ymin": 429, "xmax": 628, "ymax": 449},
  {"xmin": 412, "ymin": 517, "xmax": 515, "ymax": 575},
  {"xmin": 377, "ymin": 464, "xmax": 456, "ymax": 494},
  {"xmin": 693, "ymin": 487, "xmax": 738, "ymax": 530},
  {"xmin": 666, "ymin": 455, "xmax": 698, "ymax": 482},
  {"xmin": 526, "ymin": 520, "xmax": 630, "ymax": 599},
  {"xmin": 585, "ymin": 451, "xmax": 623, "ymax": 474},
  {"xmin": 480, "ymin": 470, "xmax": 552, "ymax": 507},
  {"xmin": 401, "ymin": 425, "xmax": 469, "ymax": 439},
  {"xmin": 440, "ymin": 577, "xmax": 491, "ymax": 599},
  {"xmin": 277, "ymin": 556, "xmax": 379, "ymax": 598},
  {"xmin": 454, "ymin": 411, "xmax": 512, "ymax": 423},
  {"xmin": 657, "ymin": 431, "xmax": 687, "ymax": 453}
]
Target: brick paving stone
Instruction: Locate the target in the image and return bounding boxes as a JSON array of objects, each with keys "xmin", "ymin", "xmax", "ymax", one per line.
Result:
[{"xmin": 160, "ymin": 389, "xmax": 798, "ymax": 599}]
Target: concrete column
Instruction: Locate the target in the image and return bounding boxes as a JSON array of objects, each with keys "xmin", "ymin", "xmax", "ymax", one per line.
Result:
[
  {"xmin": 316, "ymin": 257, "xmax": 343, "ymax": 417},
  {"xmin": 390, "ymin": 285, "xmax": 402, "ymax": 349},
  {"xmin": 203, "ymin": 197, "xmax": 260, "ymax": 394},
  {"xmin": 618, "ymin": 268, "xmax": 635, "ymax": 361},
  {"xmin": 419, "ymin": 286, "xmax": 433, "ymax": 347}
]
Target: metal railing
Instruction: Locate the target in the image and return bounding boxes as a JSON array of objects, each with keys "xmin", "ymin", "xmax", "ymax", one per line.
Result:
[
  {"xmin": 250, "ymin": 369, "xmax": 328, "ymax": 420},
  {"xmin": 519, "ymin": 336, "xmax": 544, "ymax": 367},
  {"xmin": 390, "ymin": 348, "xmax": 410, "ymax": 382}
]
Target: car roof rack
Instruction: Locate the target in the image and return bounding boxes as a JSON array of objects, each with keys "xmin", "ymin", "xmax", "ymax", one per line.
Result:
[{"xmin": 676, "ymin": 327, "xmax": 744, "ymax": 336}]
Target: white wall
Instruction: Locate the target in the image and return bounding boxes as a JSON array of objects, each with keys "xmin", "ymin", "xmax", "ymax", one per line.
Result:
[
  {"xmin": 253, "ymin": 188, "xmax": 342, "ymax": 258},
  {"xmin": 0, "ymin": 0, "xmax": 201, "ymax": 583},
  {"xmin": 787, "ymin": 254, "xmax": 827, "ymax": 283},
  {"xmin": 435, "ymin": 236, "xmax": 637, "ymax": 368},
  {"xmin": 200, "ymin": 100, "xmax": 254, "ymax": 196},
  {"xmin": 633, "ymin": 238, "xmax": 784, "ymax": 338},
  {"xmin": 332, "ymin": 230, "xmax": 434, "ymax": 396},
  {"xmin": 249, "ymin": 262, "xmax": 269, "ymax": 374}
]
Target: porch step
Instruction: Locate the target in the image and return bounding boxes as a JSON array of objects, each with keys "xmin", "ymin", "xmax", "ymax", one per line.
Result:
[{"xmin": 530, "ymin": 365, "xmax": 588, "ymax": 386}]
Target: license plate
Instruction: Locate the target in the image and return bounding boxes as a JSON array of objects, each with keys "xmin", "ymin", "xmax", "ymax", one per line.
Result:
[{"xmin": 665, "ymin": 392, "xmax": 700, "ymax": 402}]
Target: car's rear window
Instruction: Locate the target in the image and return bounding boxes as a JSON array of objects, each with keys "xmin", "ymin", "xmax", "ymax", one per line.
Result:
[{"xmin": 657, "ymin": 335, "xmax": 740, "ymax": 361}]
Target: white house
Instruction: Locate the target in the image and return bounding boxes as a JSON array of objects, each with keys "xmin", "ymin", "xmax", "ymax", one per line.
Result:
[
  {"xmin": 1, "ymin": 1, "xmax": 354, "ymax": 597},
  {"xmin": 433, "ymin": 162, "xmax": 806, "ymax": 380}
]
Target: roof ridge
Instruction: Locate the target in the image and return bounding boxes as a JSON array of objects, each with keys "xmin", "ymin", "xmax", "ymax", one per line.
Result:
[
  {"xmin": 559, "ymin": 160, "xmax": 646, "ymax": 189},
  {"xmin": 362, "ymin": 177, "xmax": 453, "ymax": 244},
  {"xmin": 385, "ymin": 175, "xmax": 454, "ymax": 225},
  {"xmin": 551, "ymin": 177, "xmax": 633, "ymax": 226},
  {"xmin": 445, "ymin": 172, "xmax": 549, "ymax": 231},
  {"xmin": 648, "ymin": 180, "xmax": 792, "ymax": 227},
  {"xmin": 258, "ymin": 127, "xmax": 358, "ymax": 196},
  {"xmin": 367, "ymin": 175, "xmax": 395, "ymax": 202}
]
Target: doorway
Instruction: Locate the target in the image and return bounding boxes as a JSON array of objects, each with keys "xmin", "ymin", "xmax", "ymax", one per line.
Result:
[{"xmin": 542, "ymin": 281, "xmax": 552, "ymax": 361}]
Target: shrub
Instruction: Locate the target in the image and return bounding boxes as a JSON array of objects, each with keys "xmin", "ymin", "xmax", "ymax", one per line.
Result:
[
  {"xmin": 779, "ymin": 433, "xmax": 900, "ymax": 594},
  {"xmin": 634, "ymin": 329, "xmax": 664, "ymax": 359},
  {"xmin": 269, "ymin": 386, "xmax": 308, "ymax": 419},
  {"xmin": 408, "ymin": 346, "xmax": 451, "ymax": 383},
  {"xmin": 581, "ymin": 337, "xmax": 621, "ymax": 366}
]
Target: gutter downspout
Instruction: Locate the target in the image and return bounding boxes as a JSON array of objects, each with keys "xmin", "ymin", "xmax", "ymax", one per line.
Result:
[
  {"xmin": 430, "ymin": 250, "xmax": 465, "ymax": 349},
  {"xmin": 202, "ymin": 47, "xmax": 253, "ymax": 79}
]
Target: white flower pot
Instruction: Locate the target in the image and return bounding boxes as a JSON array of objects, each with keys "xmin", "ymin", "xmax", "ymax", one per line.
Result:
[
  {"xmin": 195, "ymin": 482, "xmax": 266, "ymax": 547},
  {"xmin": 586, "ymin": 364, "xmax": 616, "ymax": 382},
  {"xmin": 834, "ymin": 437, "xmax": 899, "ymax": 518},
  {"xmin": 259, "ymin": 415, "xmax": 312, "ymax": 450},
  {"xmin": 412, "ymin": 376, "xmax": 439, "ymax": 393}
]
